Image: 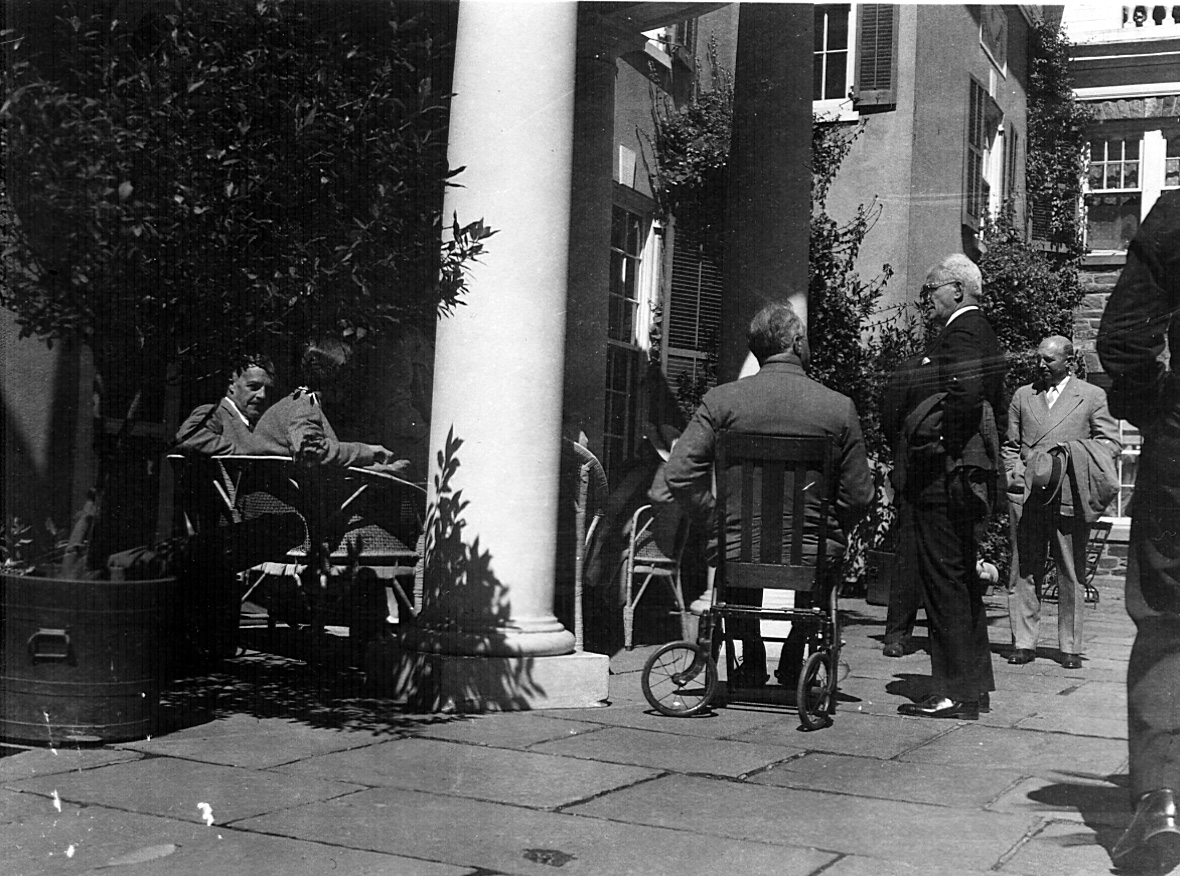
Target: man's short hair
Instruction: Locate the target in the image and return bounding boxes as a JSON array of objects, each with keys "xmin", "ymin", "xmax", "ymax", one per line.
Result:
[
  {"xmin": 938, "ymin": 254, "xmax": 982, "ymax": 301},
  {"xmin": 230, "ymin": 353, "xmax": 275, "ymax": 381},
  {"xmin": 747, "ymin": 302, "xmax": 804, "ymax": 364}
]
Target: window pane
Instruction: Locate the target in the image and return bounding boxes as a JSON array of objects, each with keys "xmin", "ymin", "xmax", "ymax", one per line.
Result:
[
  {"xmin": 813, "ymin": 55, "xmax": 825, "ymax": 100},
  {"xmin": 1166, "ymin": 158, "xmax": 1180, "ymax": 188},
  {"xmin": 826, "ymin": 5, "xmax": 851, "ymax": 49},
  {"xmin": 1086, "ymin": 192, "xmax": 1141, "ymax": 250},
  {"xmin": 825, "ymin": 50, "xmax": 847, "ymax": 100},
  {"xmin": 609, "ymin": 251, "xmax": 625, "ymax": 297},
  {"xmin": 1105, "ymin": 164, "xmax": 1121, "ymax": 189},
  {"xmin": 1088, "ymin": 164, "xmax": 1104, "ymax": 189},
  {"xmin": 611, "ymin": 206, "xmax": 626, "ymax": 250},
  {"xmin": 1125, "ymin": 138, "xmax": 1140, "ymax": 159},
  {"xmin": 1123, "ymin": 161, "xmax": 1139, "ymax": 189},
  {"xmin": 813, "ymin": 8, "xmax": 826, "ymax": 50},
  {"xmin": 626, "ymin": 214, "xmax": 643, "ymax": 255}
]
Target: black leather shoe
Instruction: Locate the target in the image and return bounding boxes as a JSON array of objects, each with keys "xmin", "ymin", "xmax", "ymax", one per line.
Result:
[
  {"xmin": 882, "ymin": 641, "xmax": 905, "ymax": 658},
  {"xmin": 979, "ymin": 691, "xmax": 991, "ymax": 714},
  {"xmin": 897, "ymin": 695, "xmax": 979, "ymax": 720},
  {"xmin": 1008, "ymin": 649, "xmax": 1035, "ymax": 665},
  {"xmin": 1112, "ymin": 788, "xmax": 1180, "ymax": 873},
  {"xmin": 1061, "ymin": 653, "xmax": 1082, "ymax": 669}
]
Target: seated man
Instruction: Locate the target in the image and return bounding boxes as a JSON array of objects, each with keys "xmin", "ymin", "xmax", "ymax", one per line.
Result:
[
  {"xmin": 175, "ymin": 353, "xmax": 276, "ymax": 454},
  {"xmin": 252, "ymin": 336, "xmax": 402, "ymax": 469},
  {"xmin": 664, "ymin": 301, "xmax": 872, "ymax": 685}
]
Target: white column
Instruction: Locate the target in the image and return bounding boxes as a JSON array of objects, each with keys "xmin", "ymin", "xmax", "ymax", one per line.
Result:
[{"xmin": 395, "ymin": 1, "xmax": 608, "ymax": 710}]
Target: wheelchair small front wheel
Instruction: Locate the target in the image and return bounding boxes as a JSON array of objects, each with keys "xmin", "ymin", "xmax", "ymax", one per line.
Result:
[
  {"xmin": 797, "ymin": 650, "xmax": 834, "ymax": 730},
  {"xmin": 641, "ymin": 641, "xmax": 718, "ymax": 717}
]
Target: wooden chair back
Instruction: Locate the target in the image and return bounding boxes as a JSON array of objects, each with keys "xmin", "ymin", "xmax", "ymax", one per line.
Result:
[{"xmin": 714, "ymin": 432, "xmax": 834, "ymax": 594}]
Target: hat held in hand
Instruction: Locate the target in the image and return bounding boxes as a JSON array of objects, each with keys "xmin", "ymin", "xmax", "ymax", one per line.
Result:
[{"xmin": 1024, "ymin": 446, "xmax": 1067, "ymax": 504}]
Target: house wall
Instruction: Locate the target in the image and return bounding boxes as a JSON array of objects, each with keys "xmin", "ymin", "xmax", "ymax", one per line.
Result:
[{"xmin": 826, "ymin": 5, "xmax": 1032, "ymax": 317}]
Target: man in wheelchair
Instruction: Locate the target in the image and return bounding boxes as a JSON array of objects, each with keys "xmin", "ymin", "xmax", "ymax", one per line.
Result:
[{"xmin": 664, "ymin": 301, "xmax": 872, "ymax": 686}]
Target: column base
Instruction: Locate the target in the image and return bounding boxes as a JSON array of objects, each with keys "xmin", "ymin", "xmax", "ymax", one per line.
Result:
[{"xmin": 379, "ymin": 643, "xmax": 609, "ymax": 712}]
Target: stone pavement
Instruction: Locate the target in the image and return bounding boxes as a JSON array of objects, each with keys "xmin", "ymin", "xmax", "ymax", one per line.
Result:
[{"xmin": 2, "ymin": 574, "xmax": 1138, "ymax": 875}]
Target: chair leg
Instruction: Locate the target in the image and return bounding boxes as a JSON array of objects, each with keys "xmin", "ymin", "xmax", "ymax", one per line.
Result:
[
  {"xmin": 667, "ymin": 570, "xmax": 689, "ymax": 640},
  {"xmin": 623, "ymin": 603, "xmax": 636, "ymax": 651}
]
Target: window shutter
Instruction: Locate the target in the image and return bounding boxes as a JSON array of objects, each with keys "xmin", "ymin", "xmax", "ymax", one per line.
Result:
[
  {"xmin": 665, "ymin": 233, "xmax": 722, "ymax": 394},
  {"xmin": 854, "ymin": 4, "xmax": 898, "ymax": 111}
]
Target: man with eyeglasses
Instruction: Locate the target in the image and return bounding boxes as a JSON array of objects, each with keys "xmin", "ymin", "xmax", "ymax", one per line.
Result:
[{"xmin": 893, "ymin": 254, "xmax": 1007, "ymax": 721}]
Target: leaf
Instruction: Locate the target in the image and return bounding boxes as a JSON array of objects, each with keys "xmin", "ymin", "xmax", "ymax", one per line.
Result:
[{"xmin": 117, "ymin": 181, "xmax": 133, "ymax": 200}]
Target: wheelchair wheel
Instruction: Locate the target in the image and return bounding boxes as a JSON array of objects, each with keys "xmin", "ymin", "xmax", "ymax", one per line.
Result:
[
  {"xmin": 797, "ymin": 650, "xmax": 834, "ymax": 730},
  {"xmin": 641, "ymin": 641, "xmax": 718, "ymax": 717}
]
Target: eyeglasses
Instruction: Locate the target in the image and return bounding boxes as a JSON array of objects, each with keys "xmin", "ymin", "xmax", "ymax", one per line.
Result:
[{"xmin": 920, "ymin": 280, "xmax": 958, "ymax": 296}]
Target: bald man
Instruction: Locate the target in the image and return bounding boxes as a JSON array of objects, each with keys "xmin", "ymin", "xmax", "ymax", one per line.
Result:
[{"xmin": 1003, "ymin": 336, "xmax": 1119, "ymax": 670}]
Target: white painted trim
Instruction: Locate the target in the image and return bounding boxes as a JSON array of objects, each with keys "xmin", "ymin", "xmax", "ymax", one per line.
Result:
[{"xmin": 1076, "ymin": 83, "xmax": 1180, "ymax": 100}]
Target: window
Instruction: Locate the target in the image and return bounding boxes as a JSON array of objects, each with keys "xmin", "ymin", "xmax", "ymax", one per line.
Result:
[
  {"xmin": 965, "ymin": 78, "xmax": 1002, "ymax": 226},
  {"xmin": 609, "ymin": 206, "xmax": 643, "ymax": 346},
  {"xmin": 814, "ymin": 4, "xmax": 852, "ymax": 102},
  {"xmin": 1113, "ymin": 421, "xmax": 1141, "ymax": 520},
  {"xmin": 1085, "ymin": 136, "xmax": 1142, "ymax": 251},
  {"xmin": 980, "ymin": 5, "xmax": 1008, "ymax": 73},
  {"xmin": 1166, "ymin": 133, "xmax": 1180, "ymax": 190},
  {"xmin": 603, "ymin": 204, "xmax": 659, "ymax": 482}
]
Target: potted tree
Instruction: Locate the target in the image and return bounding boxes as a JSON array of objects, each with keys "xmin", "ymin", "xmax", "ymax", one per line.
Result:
[{"xmin": 0, "ymin": 0, "xmax": 490, "ymax": 743}]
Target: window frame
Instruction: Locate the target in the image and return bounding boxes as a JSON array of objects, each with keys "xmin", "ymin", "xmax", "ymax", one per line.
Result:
[
  {"xmin": 813, "ymin": 3, "xmax": 859, "ymax": 121},
  {"xmin": 1083, "ymin": 133, "xmax": 1144, "ymax": 254}
]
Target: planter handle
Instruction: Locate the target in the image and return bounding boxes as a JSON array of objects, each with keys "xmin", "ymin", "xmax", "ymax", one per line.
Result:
[{"xmin": 27, "ymin": 628, "xmax": 75, "ymax": 665}]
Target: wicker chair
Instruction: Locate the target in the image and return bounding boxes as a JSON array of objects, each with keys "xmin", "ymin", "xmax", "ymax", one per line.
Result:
[{"xmin": 621, "ymin": 503, "xmax": 689, "ymax": 650}]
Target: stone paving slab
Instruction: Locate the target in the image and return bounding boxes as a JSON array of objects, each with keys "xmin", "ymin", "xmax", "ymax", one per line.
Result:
[
  {"xmin": 529, "ymin": 725, "xmax": 803, "ymax": 778},
  {"xmin": 534, "ymin": 701, "xmax": 786, "ymax": 739},
  {"xmin": 8, "ymin": 757, "xmax": 365, "ymax": 825},
  {"xmin": 898, "ymin": 724, "xmax": 1128, "ymax": 776},
  {"xmin": 749, "ymin": 751, "xmax": 1024, "ymax": 809},
  {"xmin": 410, "ymin": 713, "xmax": 606, "ymax": 749},
  {"xmin": 988, "ymin": 773, "xmax": 1129, "ymax": 828},
  {"xmin": 819, "ymin": 854, "xmax": 996, "ymax": 876},
  {"xmin": 1, "ymin": 805, "xmax": 472, "ymax": 876},
  {"xmin": 119, "ymin": 714, "xmax": 388, "ymax": 768},
  {"xmin": 0, "ymin": 746, "xmax": 142, "ymax": 783},
  {"xmin": 1013, "ymin": 711, "xmax": 1127, "ymax": 738},
  {"xmin": 997, "ymin": 817, "xmax": 1122, "ymax": 875},
  {"xmin": 567, "ymin": 773, "xmax": 1036, "ymax": 871},
  {"xmin": 273, "ymin": 736, "xmax": 658, "ymax": 808},
  {"xmin": 732, "ymin": 710, "xmax": 952, "ymax": 760},
  {"xmin": 237, "ymin": 785, "xmax": 836, "ymax": 876}
]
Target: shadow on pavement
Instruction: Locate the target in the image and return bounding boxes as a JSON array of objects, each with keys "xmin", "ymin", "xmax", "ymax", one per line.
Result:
[
  {"xmin": 159, "ymin": 628, "xmax": 458, "ymax": 738},
  {"xmin": 1026, "ymin": 772, "xmax": 1132, "ymax": 859}
]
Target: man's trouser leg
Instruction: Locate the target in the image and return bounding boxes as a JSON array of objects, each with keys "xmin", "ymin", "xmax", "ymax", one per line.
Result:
[
  {"xmin": 1127, "ymin": 550, "xmax": 1180, "ymax": 799},
  {"xmin": 1052, "ymin": 515, "xmax": 1090, "ymax": 655},
  {"xmin": 914, "ymin": 493, "xmax": 992, "ymax": 701},
  {"xmin": 1009, "ymin": 501, "xmax": 1049, "ymax": 652},
  {"xmin": 884, "ymin": 500, "xmax": 922, "ymax": 646}
]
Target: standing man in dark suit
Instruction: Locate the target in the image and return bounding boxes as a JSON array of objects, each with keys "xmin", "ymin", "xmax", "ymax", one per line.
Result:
[
  {"xmin": 897, "ymin": 254, "xmax": 1007, "ymax": 721},
  {"xmin": 1098, "ymin": 189, "xmax": 1180, "ymax": 873},
  {"xmin": 1004, "ymin": 335, "xmax": 1119, "ymax": 670},
  {"xmin": 664, "ymin": 301, "xmax": 873, "ymax": 686}
]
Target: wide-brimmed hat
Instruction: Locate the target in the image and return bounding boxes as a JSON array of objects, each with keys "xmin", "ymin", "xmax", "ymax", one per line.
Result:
[{"xmin": 1025, "ymin": 446, "xmax": 1067, "ymax": 504}]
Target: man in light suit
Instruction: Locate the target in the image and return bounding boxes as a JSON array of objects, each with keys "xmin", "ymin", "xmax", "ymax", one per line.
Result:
[
  {"xmin": 1004, "ymin": 336, "xmax": 1119, "ymax": 670},
  {"xmin": 175, "ymin": 353, "xmax": 276, "ymax": 454}
]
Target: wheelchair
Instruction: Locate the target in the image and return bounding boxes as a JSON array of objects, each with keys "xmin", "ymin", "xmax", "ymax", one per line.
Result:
[{"xmin": 640, "ymin": 433, "xmax": 842, "ymax": 730}]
